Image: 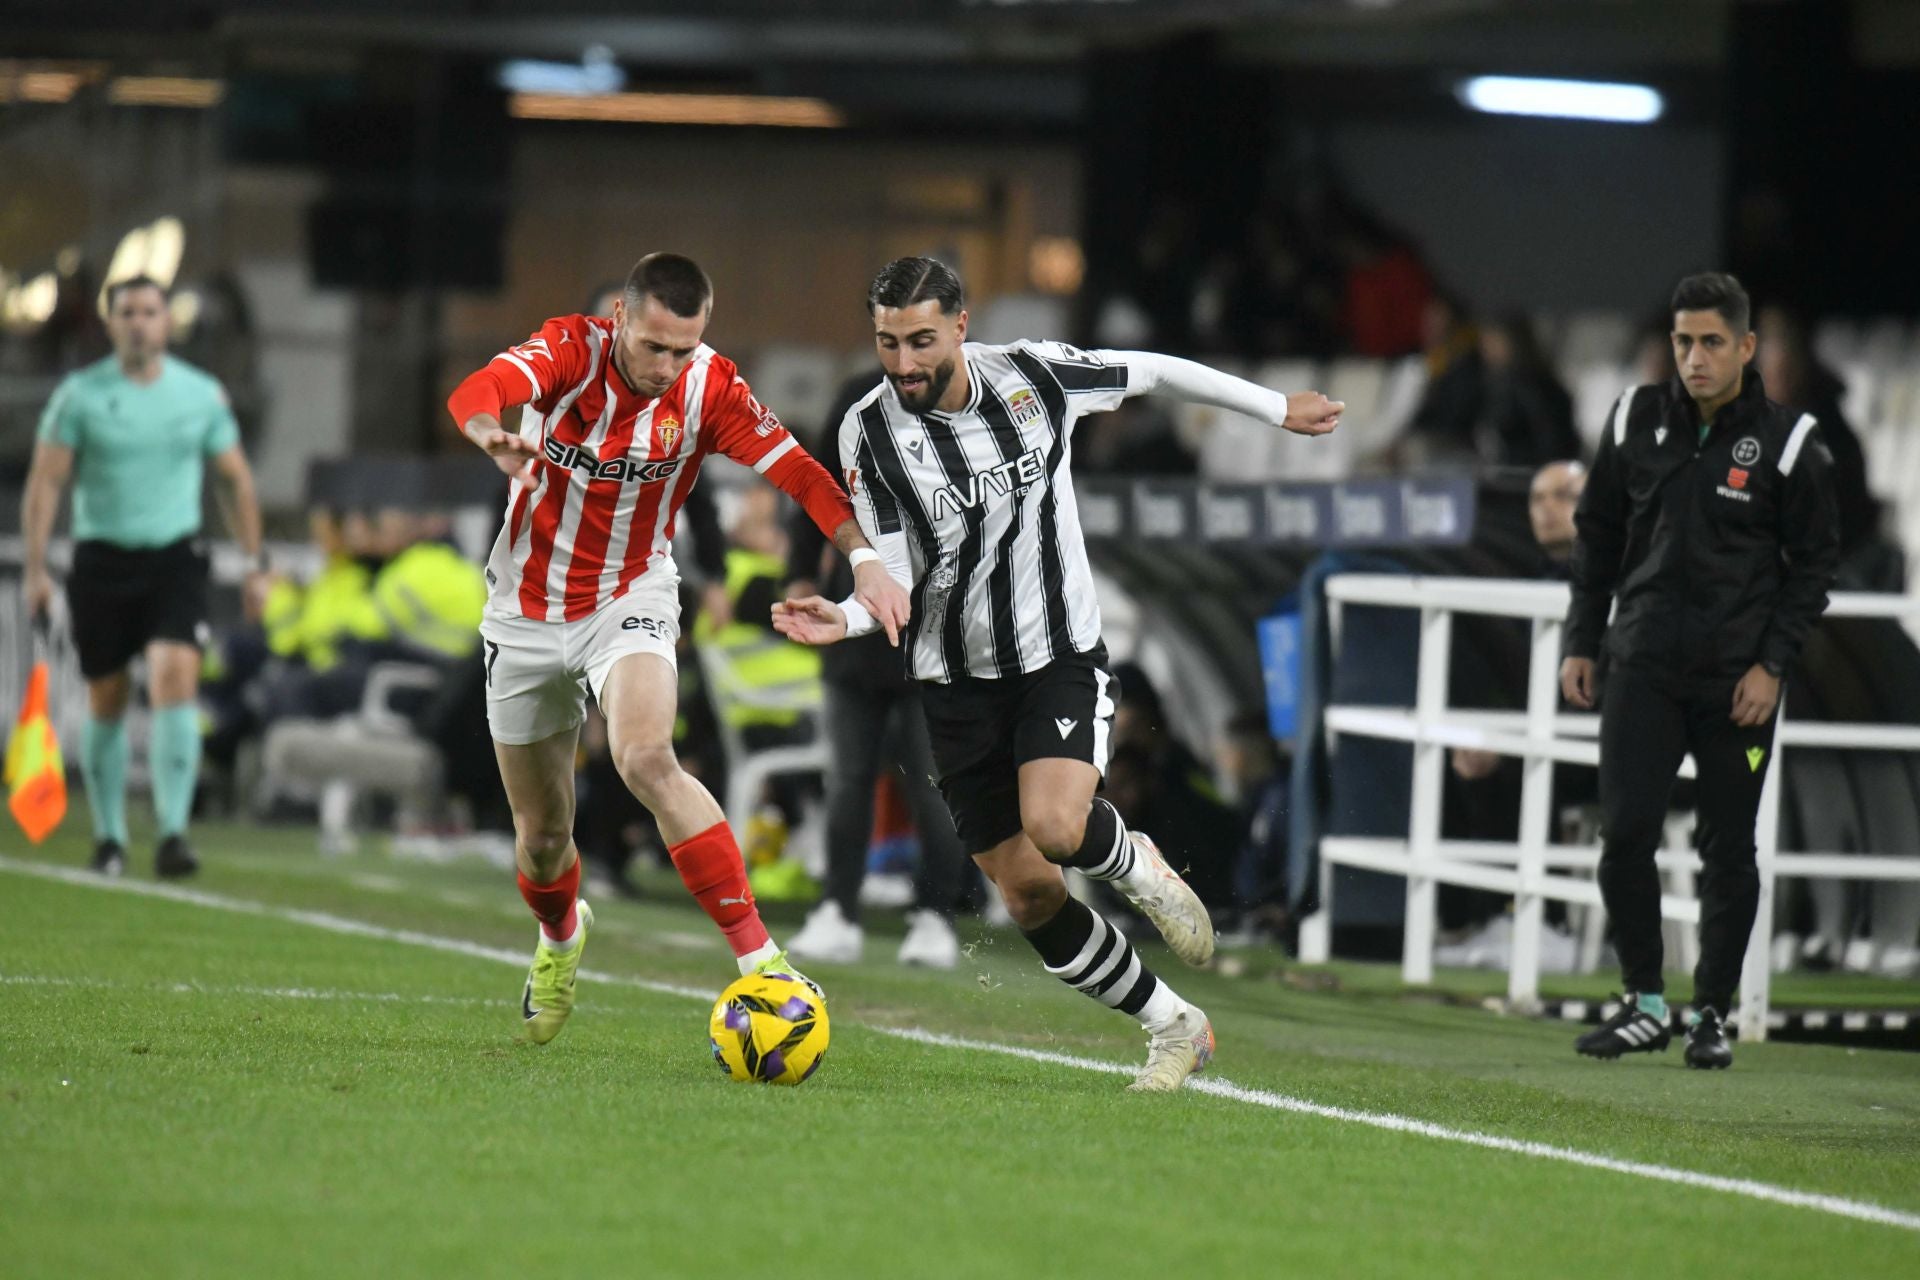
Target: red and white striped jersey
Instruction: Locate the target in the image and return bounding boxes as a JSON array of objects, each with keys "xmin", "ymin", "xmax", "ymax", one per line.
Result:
[{"xmin": 465, "ymin": 313, "xmax": 840, "ymax": 623}]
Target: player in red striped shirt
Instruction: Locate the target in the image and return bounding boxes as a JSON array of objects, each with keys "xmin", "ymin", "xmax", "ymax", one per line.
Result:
[{"xmin": 447, "ymin": 253, "xmax": 909, "ymax": 1043}]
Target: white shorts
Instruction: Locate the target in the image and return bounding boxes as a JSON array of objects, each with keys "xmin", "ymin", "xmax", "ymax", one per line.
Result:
[{"xmin": 478, "ymin": 573, "xmax": 682, "ymax": 746}]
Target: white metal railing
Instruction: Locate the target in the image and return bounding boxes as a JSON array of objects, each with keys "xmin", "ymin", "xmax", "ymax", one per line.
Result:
[{"xmin": 1296, "ymin": 574, "xmax": 1920, "ymax": 1042}]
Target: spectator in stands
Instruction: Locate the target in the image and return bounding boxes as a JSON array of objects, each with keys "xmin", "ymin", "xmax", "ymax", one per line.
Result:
[
  {"xmin": 1194, "ymin": 206, "xmax": 1342, "ymax": 359},
  {"xmin": 261, "ymin": 508, "xmax": 484, "ymax": 723},
  {"xmin": 204, "ymin": 503, "xmax": 383, "ymax": 778},
  {"xmin": 784, "ymin": 372, "xmax": 970, "ymax": 969},
  {"xmin": 1130, "ymin": 197, "xmax": 1204, "ymax": 353},
  {"xmin": 688, "ymin": 486, "xmax": 840, "ymax": 901},
  {"xmin": 1107, "ymin": 662, "xmax": 1239, "ymax": 908},
  {"xmin": 1527, "ymin": 459, "xmax": 1586, "ymax": 577},
  {"xmin": 1397, "ymin": 293, "xmax": 1485, "ymax": 465},
  {"xmin": 1218, "ymin": 711, "xmax": 1292, "ymax": 941},
  {"xmin": 1440, "ymin": 459, "xmax": 1596, "ymax": 968},
  {"xmin": 1336, "ymin": 211, "xmax": 1433, "ymax": 359},
  {"xmin": 1475, "ymin": 314, "xmax": 1581, "ymax": 467},
  {"xmin": 1754, "ymin": 305, "xmax": 1882, "ymax": 565}
]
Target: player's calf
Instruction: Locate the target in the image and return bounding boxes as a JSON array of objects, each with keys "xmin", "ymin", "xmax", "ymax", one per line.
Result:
[
  {"xmin": 1052, "ymin": 798, "xmax": 1214, "ymax": 966},
  {"xmin": 1022, "ymin": 893, "xmax": 1212, "ymax": 1092}
]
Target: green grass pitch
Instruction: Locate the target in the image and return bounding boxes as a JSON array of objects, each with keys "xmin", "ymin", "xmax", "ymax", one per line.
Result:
[{"xmin": 2, "ymin": 819, "xmax": 1916, "ymax": 1278}]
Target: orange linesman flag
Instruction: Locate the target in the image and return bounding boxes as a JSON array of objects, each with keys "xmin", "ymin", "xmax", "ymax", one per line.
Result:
[{"xmin": 5, "ymin": 658, "xmax": 67, "ymax": 843}]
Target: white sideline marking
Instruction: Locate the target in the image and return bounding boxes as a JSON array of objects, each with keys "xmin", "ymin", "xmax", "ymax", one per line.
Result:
[
  {"xmin": 4, "ymin": 855, "xmax": 1918, "ymax": 1236},
  {"xmin": 1, "ymin": 973, "xmax": 507, "ymax": 1008}
]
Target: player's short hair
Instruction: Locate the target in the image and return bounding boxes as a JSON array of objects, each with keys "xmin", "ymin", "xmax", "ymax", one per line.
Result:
[
  {"xmin": 867, "ymin": 256, "xmax": 965, "ymax": 316},
  {"xmin": 105, "ymin": 275, "xmax": 168, "ymax": 309},
  {"xmin": 1670, "ymin": 272, "xmax": 1750, "ymax": 335},
  {"xmin": 623, "ymin": 254, "xmax": 712, "ymax": 318}
]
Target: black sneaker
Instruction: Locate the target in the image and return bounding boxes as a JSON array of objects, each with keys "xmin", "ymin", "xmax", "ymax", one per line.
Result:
[
  {"xmin": 90, "ymin": 839, "xmax": 126, "ymax": 877},
  {"xmin": 155, "ymin": 834, "xmax": 200, "ymax": 880},
  {"xmin": 1575, "ymin": 994, "xmax": 1672, "ymax": 1059},
  {"xmin": 1684, "ymin": 1007, "xmax": 1734, "ymax": 1070}
]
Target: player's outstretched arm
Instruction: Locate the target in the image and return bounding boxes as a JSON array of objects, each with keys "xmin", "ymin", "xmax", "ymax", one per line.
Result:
[
  {"xmin": 446, "ymin": 318, "xmax": 587, "ymax": 487},
  {"xmin": 447, "ymin": 363, "xmax": 539, "ymax": 487},
  {"xmin": 1118, "ymin": 349, "xmax": 1343, "ymax": 436},
  {"xmin": 771, "ymin": 596, "xmax": 849, "ymax": 647},
  {"xmin": 459, "ymin": 410, "xmax": 540, "ymax": 487}
]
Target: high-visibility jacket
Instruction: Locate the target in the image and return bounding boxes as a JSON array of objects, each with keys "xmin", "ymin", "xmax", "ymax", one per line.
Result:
[
  {"xmin": 373, "ymin": 542, "xmax": 486, "ymax": 661},
  {"xmin": 695, "ymin": 549, "xmax": 821, "ymax": 730}
]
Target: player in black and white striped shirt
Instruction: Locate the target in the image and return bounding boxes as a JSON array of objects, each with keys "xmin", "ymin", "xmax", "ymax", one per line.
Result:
[{"xmin": 774, "ymin": 258, "xmax": 1342, "ymax": 1091}]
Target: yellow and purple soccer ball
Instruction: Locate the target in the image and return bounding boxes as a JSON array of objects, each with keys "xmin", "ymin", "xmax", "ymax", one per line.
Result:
[{"xmin": 708, "ymin": 972, "xmax": 829, "ymax": 1086}]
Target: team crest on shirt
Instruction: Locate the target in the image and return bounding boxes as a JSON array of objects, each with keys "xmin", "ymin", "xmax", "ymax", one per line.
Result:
[
  {"xmin": 658, "ymin": 415, "xmax": 681, "ymax": 454},
  {"xmin": 1007, "ymin": 387, "xmax": 1044, "ymax": 427},
  {"xmin": 1732, "ymin": 436, "xmax": 1762, "ymax": 466}
]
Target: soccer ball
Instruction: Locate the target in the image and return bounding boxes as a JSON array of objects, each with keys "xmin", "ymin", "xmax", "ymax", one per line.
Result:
[{"xmin": 708, "ymin": 972, "xmax": 829, "ymax": 1086}]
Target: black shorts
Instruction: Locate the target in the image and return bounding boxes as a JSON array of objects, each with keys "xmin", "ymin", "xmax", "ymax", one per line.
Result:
[
  {"xmin": 919, "ymin": 644, "xmax": 1118, "ymax": 855},
  {"xmin": 66, "ymin": 538, "xmax": 211, "ymax": 679}
]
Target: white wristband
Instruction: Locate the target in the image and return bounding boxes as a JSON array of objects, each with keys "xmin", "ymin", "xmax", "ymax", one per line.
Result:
[{"xmin": 848, "ymin": 547, "xmax": 881, "ymax": 569}]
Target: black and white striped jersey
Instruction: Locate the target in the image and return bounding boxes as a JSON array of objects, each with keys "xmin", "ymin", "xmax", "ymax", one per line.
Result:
[{"xmin": 837, "ymin": 339, "xmax": 1290, "ymax": 683}]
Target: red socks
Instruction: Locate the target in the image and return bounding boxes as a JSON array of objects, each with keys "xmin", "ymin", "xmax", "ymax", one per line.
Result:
[
  {"xmin": 669, "ymin": 821, "xmax": 771, "ymax": 958},
  {"xmin": 517, "ymin": 858, "xmax": 581, "ymax": 943}
]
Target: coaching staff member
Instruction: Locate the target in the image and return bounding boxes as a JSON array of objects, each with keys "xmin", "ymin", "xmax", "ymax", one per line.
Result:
[{"xmin": 1561, "ymin": 273, "xmax": 1837, "ymax": 1070}]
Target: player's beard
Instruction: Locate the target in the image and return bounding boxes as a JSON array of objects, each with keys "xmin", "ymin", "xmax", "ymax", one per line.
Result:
[{"xmin": 892, "ymin": 357, "xmax": 956, "ymax": 415}]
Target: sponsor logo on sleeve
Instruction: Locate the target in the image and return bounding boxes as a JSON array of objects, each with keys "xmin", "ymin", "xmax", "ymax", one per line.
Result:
[{"xmin": 748, "ymin": 393, "xmax": 782, "ymax": 438}]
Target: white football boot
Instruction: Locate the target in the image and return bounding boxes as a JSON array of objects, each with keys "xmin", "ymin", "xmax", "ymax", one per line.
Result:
[
  {"xmin": 1116, "ymin": 831, "xmax": 1216, "ymax": 966},
  {"xmin": 787, "ymin": 899, "xmax": 864, "ymax": 964},
  {"xmin": 897, "ymin": 910, "xmax": 960, "ymax": 970},
  {"xmin": 1128, "ymin": 1003, "xmax": 1215, "ymax": 1093}
]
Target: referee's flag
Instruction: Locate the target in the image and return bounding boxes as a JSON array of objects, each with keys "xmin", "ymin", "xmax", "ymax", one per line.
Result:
[{"xmin": 5, "ymin": 635, "xmax": 67, "ymax": 844}]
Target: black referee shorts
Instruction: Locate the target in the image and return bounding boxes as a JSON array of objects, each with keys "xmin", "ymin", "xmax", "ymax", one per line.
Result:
[
  {"xmin": 919, "ymin": 643, "xmax": 1118, "ymax": 855},
  {"xmin": 66, "ymin": 537, "xmax": 212, "ymax": 680}
]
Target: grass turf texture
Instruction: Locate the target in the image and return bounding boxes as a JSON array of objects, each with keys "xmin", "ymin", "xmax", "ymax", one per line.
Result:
[{"xmin": 2, "ymin": 819, "xmax": 1917, "ymax": 1279}]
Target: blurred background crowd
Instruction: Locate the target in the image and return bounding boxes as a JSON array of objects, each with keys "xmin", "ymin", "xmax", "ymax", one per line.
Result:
[{"xmin": 5, "ymin": 0, "xmax": 1920, "ymax": 982}]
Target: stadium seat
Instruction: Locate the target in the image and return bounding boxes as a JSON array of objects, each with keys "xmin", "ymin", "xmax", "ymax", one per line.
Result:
[
  {"xmin": 694, "ymin": 641, "xmax": 828, "ymax": 838},
  {"xmin": 1325, "ymin": 357, "xmax": 1400, "ymax": 462},
  {"xmin": 1558, "ymin": 312, "xmax": 1633, "ymax": 375},
  {"xmin": 257, "ymin": 662, "xmax": 445, "ymax": 855},
  {"xmin": 1572, "ymin": 363, "xmax": 1632, "ymax": 453}
]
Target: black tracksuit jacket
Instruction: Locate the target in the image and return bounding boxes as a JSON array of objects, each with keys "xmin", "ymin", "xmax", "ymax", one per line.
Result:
[{"xmin": 1564, "ymin": 370, "xmax": 1839, "ymax": 684}]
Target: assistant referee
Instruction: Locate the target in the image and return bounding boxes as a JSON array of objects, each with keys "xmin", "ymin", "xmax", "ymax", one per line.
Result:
[
  {"xmin": 23, "ymin": 275, "xmax": 269, "ymax": 878},
  {"xmin": 1561, "ymin": 273, "xmax": 1838, "ymax": 1069}
]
